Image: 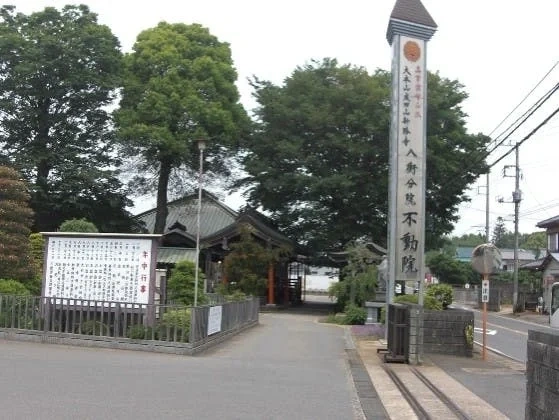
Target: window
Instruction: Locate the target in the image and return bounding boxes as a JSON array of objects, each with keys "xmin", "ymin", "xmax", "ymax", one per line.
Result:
[{"xmin": 548, "ymin": 233, "xmax": 559, "ymax": 252}]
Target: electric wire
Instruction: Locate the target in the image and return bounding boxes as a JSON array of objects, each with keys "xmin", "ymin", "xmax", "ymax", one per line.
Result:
[{"xmin": 486, "ymin": 60, "xmax": 559, "ymax": 144}]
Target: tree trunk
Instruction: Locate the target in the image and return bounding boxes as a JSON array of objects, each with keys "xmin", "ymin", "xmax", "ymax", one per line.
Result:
[
  {"xmin": 33, "ymin": 99, "xmax": 53, "ymax": 231},
  {"xmin": 154, "ymin": 160, "xmax": 171, "ymax": 234}
]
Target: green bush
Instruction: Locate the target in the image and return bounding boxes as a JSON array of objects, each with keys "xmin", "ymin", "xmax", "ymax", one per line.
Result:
[
  {"xmin": 0, "ymin": 279, "xmax": 30, "ymax": 295},
  {"xmin": 343, "ymin": 304, "xmax": 367, "ymax": 325},
  {"xmin": 160, "ymin": 308, "xmax": 191, "ymax": 342},
  {"xmin": 464, "ymin": 323, "xmax": 474, "ymax": 347},
  {"xmin": 127, "ymin": 324, "xmax": 158, "ymax": 340},
  {"xmin": 393, "ymin": 293, "xmax": 443, "ymax": 310},
  {"xmin": 426, "ymin": 283, "xmax": 454, "ymax": 308},
  {"xmin": 380, "ymin": 293, "xmax": 443, "ymax": 323},
  {"xmin": 322, "ymin": 313, "xmax": 346, "ymax": 324},
  {"xmin": 79, "ymin": 320, "xmax": 110, "ymax": 336},
  {"xmin": 226, "ymin": 290, "xmax": 248, "ymax": 302},
  {"xmin": 59, "ymin": 218, "xmax": 98, "ymax": 233},
  {"xmin": 167, "ymin": 261, "xmax": 207, "ymax": 306}
]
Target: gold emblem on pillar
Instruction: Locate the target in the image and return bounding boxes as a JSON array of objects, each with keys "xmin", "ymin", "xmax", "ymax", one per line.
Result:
[{"xmin": 403, "ymin": 40, "xmax": 421, "ymax": 62}]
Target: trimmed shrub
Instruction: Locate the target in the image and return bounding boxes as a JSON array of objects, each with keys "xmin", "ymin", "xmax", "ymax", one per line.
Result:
[
  {"xmin": 426, "ymin": 283, "xmax": 454, "ymax": 308},
  {"xmin": 380, "ymin": 293, "xmax": 443, "ymax": 323},
  {"xmin": 344, "ymin": 304, "xmax": 367, "ymax": 325},
  {"xmin": 160, "ymin": 308, "xmax": 191, "ymax": 342}
]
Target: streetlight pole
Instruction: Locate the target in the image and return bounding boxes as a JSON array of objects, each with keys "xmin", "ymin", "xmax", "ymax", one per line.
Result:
[{"xmin": 193, "ymin": 138, "xmax": 206, "ymax": 307}]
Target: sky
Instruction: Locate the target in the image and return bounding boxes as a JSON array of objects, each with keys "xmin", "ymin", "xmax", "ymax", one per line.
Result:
[{"xmin": 14, "ymin": 0, "xmax": 559, "ymax": 238}]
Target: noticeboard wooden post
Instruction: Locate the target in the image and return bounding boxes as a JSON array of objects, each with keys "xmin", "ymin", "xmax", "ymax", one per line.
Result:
[{"xmin": 471, "ymin": 243, "xmax": 501, "ymax": 361}]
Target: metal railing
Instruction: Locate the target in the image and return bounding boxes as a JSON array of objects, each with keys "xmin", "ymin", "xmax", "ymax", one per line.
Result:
[{"xmin": 0, "ymin": 294, "xmax": 259, "ymax": 350}]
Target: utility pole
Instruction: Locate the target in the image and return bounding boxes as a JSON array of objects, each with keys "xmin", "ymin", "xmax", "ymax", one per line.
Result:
[
  {"xmin": 500, "ymin": 146, "xmax": 522, "ymax": 313},
  {"xmin": 512, "ymin": 144, "xmax": 522, "ymax": 312},
  {"xmin": 486, "ymin": 172, "xmax": 490, "ymax": 242}
]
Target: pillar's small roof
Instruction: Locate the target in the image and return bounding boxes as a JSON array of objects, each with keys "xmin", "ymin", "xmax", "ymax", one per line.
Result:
[{"xmin": 390, "ymin": 0, "xmax": 437, "ymax": 28}]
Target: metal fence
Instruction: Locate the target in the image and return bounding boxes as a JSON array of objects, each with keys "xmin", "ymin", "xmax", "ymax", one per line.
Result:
[{"xmin": 0, "ymin": 294, "xmax": 259, "ymax": 353}]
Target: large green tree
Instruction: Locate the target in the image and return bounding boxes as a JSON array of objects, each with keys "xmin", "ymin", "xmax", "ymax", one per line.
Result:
[
  {"xmin": 492, "ymin": 216, "xmax": 514, "ymax": 248},
  {"xmin": 0, "ymin": 5, "xmax": 135, "ymax": 232},
  {"xmin": 0, "ymin": 166, "xmax": 35, "ymax": 283},
  {"xmin": 115, "ymin": 22, "xmax": 249, "ymax": 233},
  {"xmin": 240, "ymin": 59, "xmax": 490, "ymax": 254},
  {"xmin": 426, "ymin": 253, "xmax": 473, "ymax": 285}
]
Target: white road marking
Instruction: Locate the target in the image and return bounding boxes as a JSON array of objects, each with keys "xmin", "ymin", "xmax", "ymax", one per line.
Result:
[{"xmin": 474, "ymin": 327, "xmax": 497, "ymax": 335}]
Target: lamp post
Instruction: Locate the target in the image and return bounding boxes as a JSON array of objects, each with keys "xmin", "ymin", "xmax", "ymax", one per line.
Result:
[{"xmin": 193, "ymin": 138, "xmax": 206, "ymax": 307}]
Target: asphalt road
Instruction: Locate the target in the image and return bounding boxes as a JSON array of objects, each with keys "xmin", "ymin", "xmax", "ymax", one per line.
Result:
[
  {"xmin": 0, "ymin": 312, "xmax": 361, "ymax": 420},
  {"xmin": 471, "ymin": 309, "xmax": 550, "ymax": 362}
]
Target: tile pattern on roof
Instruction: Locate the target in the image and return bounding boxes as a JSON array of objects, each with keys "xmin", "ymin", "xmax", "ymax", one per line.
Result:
[
  {"xmin": 390, "ymin": 0, "xmax": 437, "ymax": 28},
  {"xmin": 135, "ymin": 192, "xmax": 238, "ymax": 239}
]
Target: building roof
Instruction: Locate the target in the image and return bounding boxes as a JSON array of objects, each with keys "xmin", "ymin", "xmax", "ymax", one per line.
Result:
[
  {"xmin": 455, "ymin": 246, "xmax": 476, "ymax": 261},
  {"xmin": 157, "ymin": 247, "xmax": 196, "ymax": 264},
  {"xmin": 135, "ymin": 190, "xmax": 238, "ymax": 239},
  {"xmin": 134, "ymin": 191, "xmax": 292, "ymax": 249},
  {"xmin": 536, "ymin": 215, "xmax": 559, "ymax": 229},
  {"xmin": 389, "ymin": 0, "xmax": 437, "ymax": 28},
  {"xmin": 500, "ymin": 249, "xmax": 536, "ymax": 261},
  {"xmin": 520, "ymin": 258, "xmax": 546, "ymax": 270},
  {"xmin": 455, "ymin": 246, "xmax": 536, "ymax": 262},
  {"xmin": 521, "ymin": 253, "xmax": 559, "ymax": 271}
]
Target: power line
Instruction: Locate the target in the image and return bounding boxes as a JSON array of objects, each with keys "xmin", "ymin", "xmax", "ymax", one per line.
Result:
[
  {"xmin": 486, "ymin": 82, "xmax": 559, "ymax": 160},
  {"xmin": 487, "ymin": 61, "xmax": 559, "ymax": 141},
  {"xmin": 489, "ymin": 104, "xmax": 559, "ymax": 167}
]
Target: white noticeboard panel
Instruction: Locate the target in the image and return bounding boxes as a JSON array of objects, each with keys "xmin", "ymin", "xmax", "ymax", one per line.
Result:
[
  {"xmin": 481, "ymin": 279, "xmax": 490, "ymax": 303},
  {"xmin": 44, "ymin": 236, "xmax": 154, "ymax": 304},
  {"xmin": 207, "ymin": 306, "xmax": 223, "ymax": 336}
]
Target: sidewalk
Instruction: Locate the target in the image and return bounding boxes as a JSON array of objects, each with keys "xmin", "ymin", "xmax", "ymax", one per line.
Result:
[
  {"xmin": 351, "ymin": 330, "xmax": 527, "ymax": 419},
  {"xmin": 497, "ymin": 304, "xmax": 550, "ymax": 326}
]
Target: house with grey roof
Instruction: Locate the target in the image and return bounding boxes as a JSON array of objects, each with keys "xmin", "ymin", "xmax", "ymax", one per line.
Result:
[
  {"xmin": 455, "ymin": 246, "xmax": 537, "ymax": 271},
  {"xmin": 518, "ymin": 215, "xmax": 559, "ymax": 311},
  {"xmin": 134, "ymin": 190, "xmax": 296, "ymax": 305}
]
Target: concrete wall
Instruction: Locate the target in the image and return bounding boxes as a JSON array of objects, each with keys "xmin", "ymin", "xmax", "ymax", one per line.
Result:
[
  {"xmin": 453, "ymin": 288, "xmax": 479, "ymax": 307},
  {"xmin": 525, "ymin": 330, "xmax": 559, "ymax": 419},
  {"xmin": 479, "ymin": 286, "xmax": 501, "ymax": 312},
  {"xmin": 420, "ymin": 307, "xmax": 473, "ymax": 357},
  {"xmin": 407, "ymin": 304, "xmax": 424, "ymax": 365},
  {"xmin": 404, "ymin": 304, "xmax": 473, "ymax": 363}
]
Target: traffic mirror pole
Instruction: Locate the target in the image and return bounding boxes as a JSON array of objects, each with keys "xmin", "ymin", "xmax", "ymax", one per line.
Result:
[{"xmin": 483, "ymin": 273, "xmax": 488, "ymax": 361}]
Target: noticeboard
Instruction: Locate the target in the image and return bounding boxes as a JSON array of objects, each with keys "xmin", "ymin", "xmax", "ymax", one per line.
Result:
[
  {"xmin": 42, "ymin": 233, "xmax": 160, "ymax": 305},
  {"xmin": 207, "ymin": 306, "xmax": 223, "ymax": 335}
]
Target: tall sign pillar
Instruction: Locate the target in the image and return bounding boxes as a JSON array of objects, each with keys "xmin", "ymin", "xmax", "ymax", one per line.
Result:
[{"xmin": 386, "ymin": 0, "xmax": 437, "ymax": 363}]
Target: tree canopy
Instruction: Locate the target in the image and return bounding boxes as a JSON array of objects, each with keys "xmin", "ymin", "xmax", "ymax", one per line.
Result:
[
  {"xmin": 115, "ymin": 22, "xmax": 250, "ymax": 233},
  {"xmin": 0, "ymin": 5, "xmax": 136, "ymax": 232},
  {"xmin": 59, "ymin": 218, "xmax": 99, "ymax": 233},
  {"xmin": 240, "ymin": 59, "xmax": 490, "ymax": 255}
]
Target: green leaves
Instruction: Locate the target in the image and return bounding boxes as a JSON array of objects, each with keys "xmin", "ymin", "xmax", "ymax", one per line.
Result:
[
  {"xmin": 0, "ymin": 166, "xmax": 35, "ymax": 283},
  {"xmin": 243, "ymin": 59, "xmax": 490, "ymax": 254},
  {"xmin": 115, "ymin": 22, "xmax": 249, "ymax": 233},
  {"xmin": 0, "ymin": 5, "xmax": 133, "ymax": 232}
]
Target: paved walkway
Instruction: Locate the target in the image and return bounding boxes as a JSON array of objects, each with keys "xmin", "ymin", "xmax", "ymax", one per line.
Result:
[
  {"xmin": 0, "ymin": 312, "xmax": 364, "ymax": 420},
  {"xmin": 351, "ymin": 304, "xmax": 551, "ymax": 420},
  {"xmin": 0, "ymin": 303, "xmax": 542, "ymax": 419}
]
